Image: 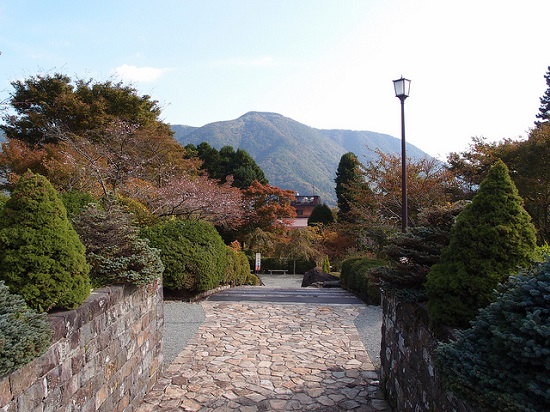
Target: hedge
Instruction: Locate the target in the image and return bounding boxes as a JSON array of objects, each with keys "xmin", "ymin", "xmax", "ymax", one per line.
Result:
[{"xmin": 340, "ymin": 257, "xmax": 387, "ymax": 304}]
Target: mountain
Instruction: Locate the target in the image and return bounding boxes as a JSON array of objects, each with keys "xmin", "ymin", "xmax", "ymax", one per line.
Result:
[{"xmin": 172, "ymin": 112, "xmax": 431, "ymax": 205}]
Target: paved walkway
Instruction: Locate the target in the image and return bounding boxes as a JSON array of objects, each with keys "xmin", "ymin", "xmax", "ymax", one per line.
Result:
[{"xmin": 139, "ymin": 297, "xmax": 389, "ymax": 411}]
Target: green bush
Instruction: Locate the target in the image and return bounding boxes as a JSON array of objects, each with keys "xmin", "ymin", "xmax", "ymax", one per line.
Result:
[
  {"xmin": 0, "ymin": 281, "xmax": 53, "ymax": 377},
  {"xmin": 59, "ymin": 190, "xmax": 97, "ymax": 219},
  {"xmin": 436, "ymin": 259, "xmax": 550, "ymax": 412},
  {"xmin": 224, "ymin": 246, "xmax": 255, "ymax": 285},
  {"xmin": 0, "ymin": 172, "xmax": 90, "ymax": 312},
  {"xmin": 340, "ymin": 257, "xmax": 387, "ymax": 304},
  {"xmin": 142, "ymin": 219, "xmax": 227, "ymax": 293},
  {"xmin": 426, "ymin": 160, "xmax": 537, "ymax": 327},
  {"xmin": 73, "ymin": 204, "xmax": 164, "ymax": 287}
]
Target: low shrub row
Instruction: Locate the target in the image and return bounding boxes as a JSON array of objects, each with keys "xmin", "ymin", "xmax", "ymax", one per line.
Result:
[
  {"xmin": 340, "ymin": 257, "xmax": 387, "ymax": 304},
  {"xmin": 249, "ymin": 256, "xmax": 316, "ymax": 274}
]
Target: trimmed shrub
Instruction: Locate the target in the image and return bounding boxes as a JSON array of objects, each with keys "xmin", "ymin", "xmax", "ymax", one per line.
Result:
[
  {"xmin": 0, "ymin": 281, "xmax": 53, "ymax": 377},
  {"xmin": 340, "ymin": 257, "xmax": 387, "ymax": 304},
  {"xmin": 308, "ymin": 203, "xmax": 334, "ymax": 226},
  {"xmin": 224, "ymin": 244, "xmax": 255, "ymax": 286},
  {"xmin": 0, "ymin": 171, "xmax": 90, "ymax": 312},
  {"xmin": 436, "ymin": 259, "xmax": 550, "ymax": 412},
  {"xmin": 426, "ymin": 160, "xmax": 537, "ymax": 327},
  {"xmin": 142, "ymin": 219, "xmax": 227, "ymax": 293},
  {"xmin": 73, "ymin": 204, "xmax": 164, "ymax": 287}
]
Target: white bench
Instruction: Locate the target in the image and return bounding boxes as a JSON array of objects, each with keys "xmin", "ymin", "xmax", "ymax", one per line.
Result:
[{"xmin": 267, "ymin": 269, "xmax": 288, "ymax": 275}]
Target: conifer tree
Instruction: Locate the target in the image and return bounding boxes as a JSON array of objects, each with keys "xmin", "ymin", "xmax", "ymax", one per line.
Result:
[
  {"xmin": 436, "ymin": 259, "xmax": 550, "ymax": 411},
  {"xmin": 335, "ymin": 152, "xmax": 364, "ymax": 222},
  {"xmin": 0, "ymin": 171, "xmax": 90, "ymax": 311},
  {"xmin": 426, "ymin": 160, "xmax": 536, "ymax": 327},
  {"xmin": 535, "ymin": 65, "xmax": 550, "ymax": 126}
]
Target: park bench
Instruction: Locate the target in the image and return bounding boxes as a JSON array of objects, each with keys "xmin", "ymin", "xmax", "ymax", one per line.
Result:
[{"xmin": 267, "ymin": 269, "xmax": 288, "ymax": 275}]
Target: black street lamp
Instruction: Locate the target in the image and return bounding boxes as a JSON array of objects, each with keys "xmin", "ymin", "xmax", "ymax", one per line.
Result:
[{"xmin": 393, "ymin": 76, "xmax": 411, "ymax": 232}]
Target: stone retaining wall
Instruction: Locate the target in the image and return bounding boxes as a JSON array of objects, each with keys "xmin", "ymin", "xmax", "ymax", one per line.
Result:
[
  {"xmin": 380, "ymin": 292, "xmax": 475, "ymax": 412},
  {"xmin": 0, "ymin": 279, "xmax": 163, "ymax": 412}
]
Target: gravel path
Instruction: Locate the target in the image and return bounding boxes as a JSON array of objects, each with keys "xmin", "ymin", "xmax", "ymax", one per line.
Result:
[{"xmin": 162, "ymin": 275, "xmax": 382, "ymax": 369}]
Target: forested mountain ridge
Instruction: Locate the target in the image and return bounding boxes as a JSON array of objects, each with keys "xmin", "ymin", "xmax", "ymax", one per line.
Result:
[{"xmin": 172, "ymin": 112, "xmax": 431, "ymax": 204}]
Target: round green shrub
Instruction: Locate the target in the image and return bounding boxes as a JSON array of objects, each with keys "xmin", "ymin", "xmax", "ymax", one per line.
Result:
[
  {"xmin": 0, "ymin": 172, "xmax": 90, "ymax": 312},
  {"xmin": 0, "ymin": 281, "xmax": 53, "ymax": 377},
  {"xmin": 142, "ymin": 219, "xmax": 227, "ymax": 293},
  {"xmin": 426, "ymin": 160, "xmax": 537, "ymax": 327},
  {"xmin": 436, "ymin": 259, "xmax": 550, "ymax": 412},
  {"xmin": 73, "ymin": 204, "xmax": 164, "ymax": 287}
]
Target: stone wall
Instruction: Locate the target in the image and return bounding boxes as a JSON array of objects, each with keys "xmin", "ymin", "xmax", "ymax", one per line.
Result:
[
  {"xmin": 380, "ymin": 292, "xmax": 475, "ymax": 412},
  {"xmin": 0, "ymin": 279, "xmax": 163, "ymax": 412}
]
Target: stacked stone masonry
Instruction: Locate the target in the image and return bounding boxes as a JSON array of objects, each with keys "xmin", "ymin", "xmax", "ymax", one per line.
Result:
[
  {"xmin": 380, "ymin": 292, "xmax": 475, "ymax": 412},
  {"xmin": 0, "ymin": 279, "xmax": 163, "ymax": 412}
]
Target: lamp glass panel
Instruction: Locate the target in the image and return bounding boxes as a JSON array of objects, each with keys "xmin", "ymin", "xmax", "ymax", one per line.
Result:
[{"xmin": 393, "ymin": 79, "xmax": 404, "ymax": 96}]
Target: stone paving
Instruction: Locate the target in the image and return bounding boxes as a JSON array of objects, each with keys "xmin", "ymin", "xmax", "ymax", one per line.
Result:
[{"xmin": 138, "ymin": 300, "xmax": 390, "ymax": 411}]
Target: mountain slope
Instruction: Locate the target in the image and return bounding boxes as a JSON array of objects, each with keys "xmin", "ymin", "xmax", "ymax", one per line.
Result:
[{"xmin": 172, "ymin": 112, "xmax": 430, "ymax": 205}]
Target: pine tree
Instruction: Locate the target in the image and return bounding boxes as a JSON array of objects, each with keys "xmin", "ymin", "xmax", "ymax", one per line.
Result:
[
  {"xmin": 426, "ymin": 160, "xmax": 536, "ymax": 327},
  {"xmin": 535, "ymin": 65, "xmax": 550, "ymax": 126},
  {"xmin": 0, "ymin": 171, "xmax": 90, "ymax": 311}
]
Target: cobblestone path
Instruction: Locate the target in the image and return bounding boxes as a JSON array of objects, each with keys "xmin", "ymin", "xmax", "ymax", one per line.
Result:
[{"xmin": 138, "ymin": 301, "xmax": 389, "ymax": 411}]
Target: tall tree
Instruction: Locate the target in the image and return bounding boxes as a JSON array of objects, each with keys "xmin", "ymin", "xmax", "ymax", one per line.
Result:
[
  {"xmin": 335, "ymin": 152, "xmax": 365, "ymax": 222},
  {"xmin": 1, "ymin": 73, "xmax": 166, "ymax": 146},
  {"xmin": 426, "ymin": 160, "xmax": 537, "ymax": 328},
  {"xmin": 535, "ymin": 65, "xmax": 550, "ymax": 126}
]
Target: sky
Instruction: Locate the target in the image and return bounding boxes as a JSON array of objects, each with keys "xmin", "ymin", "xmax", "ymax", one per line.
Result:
[{"xmin": 1, "ymin": 0, "xmax": 549, "ymax": 159}]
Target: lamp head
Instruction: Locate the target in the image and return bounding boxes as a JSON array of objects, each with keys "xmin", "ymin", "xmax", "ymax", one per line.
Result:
[{"xmin": 393, "ymin": 77, "xmax": 411, "ymax": 99}]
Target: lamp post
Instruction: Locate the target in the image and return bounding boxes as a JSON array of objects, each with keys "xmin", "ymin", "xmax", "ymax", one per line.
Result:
[{"xmin": 393, "ymin": 76, "xmax": 411, "ymax": 232}]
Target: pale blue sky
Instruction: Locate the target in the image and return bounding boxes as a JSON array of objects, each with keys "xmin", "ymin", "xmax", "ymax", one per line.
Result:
[{"xmin": 1, "ymin": 0, "xmax": 549, "ymax": 158}]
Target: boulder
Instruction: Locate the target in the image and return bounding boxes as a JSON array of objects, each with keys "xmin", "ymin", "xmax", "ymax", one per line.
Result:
[{"xmin": 301, "ymin": 267, "xmax": 340, "ymax": 288}]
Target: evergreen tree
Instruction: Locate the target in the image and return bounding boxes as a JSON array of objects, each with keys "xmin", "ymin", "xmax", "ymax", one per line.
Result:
[
  {"xmin": 193, "ymin": 143, "xmax": 267, "ymax": 188},
  {"xmin": 0, "ymin": 172, "xmax": 90, "ymax": 311},
  {"xmin": 436, "ymin": 259, "xmax": 550, "ymax": 412},
  {"xmin": 535, "ymin": 65, "xmax": 550, "ymax": 126},
  {"xmin": 335, "ymin": 152, "xmax": 364, "ymax": 221},
  {"xmin": 307, "ymin": 203, "xmax": 335, "ymax": 226},
  {"xmin": 426, "ymin": 160, "xmax": 536, "ymax": 327},
  {"xmin": 0, "ymin": 281, "xmax": 53, "ymax": 377},
  {"xmin": 73, "ymin": 204, "xmax": 163, "ymax": 287}
]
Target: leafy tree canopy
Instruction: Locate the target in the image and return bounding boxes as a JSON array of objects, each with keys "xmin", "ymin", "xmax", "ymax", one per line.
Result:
[
  {"xmin": 1, "ymin": 73, "xmax": 167, "ymax": 145},
  {"xmin": 187, "ymin": 142, "xmax": 267, "ymax": 188}
]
